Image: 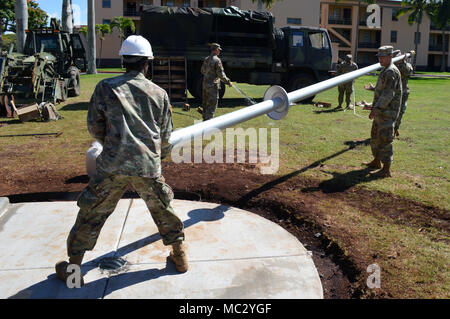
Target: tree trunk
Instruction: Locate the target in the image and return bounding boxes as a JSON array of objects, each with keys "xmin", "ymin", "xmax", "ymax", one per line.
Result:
[
  {"xmin": 413, "ymin": 19, "xmax": 420, "ymax": 71},
  {"xmin": 87, "ymin": 0, "xmax": 97, "ymax": 74},
  {"xmin": 441, "ymin": 29, "xmax": 446, "ymax": 72},
  {"xmin": 15, "ymin": 0, "xmax": 28, "ymax": 53},
  {"xmin": 98, "ymin": 39, "xmax": 103, "ymax": 69},
  {"xmin": 61, "ymin": 0, "xmax": 74, "ymax": 33}
]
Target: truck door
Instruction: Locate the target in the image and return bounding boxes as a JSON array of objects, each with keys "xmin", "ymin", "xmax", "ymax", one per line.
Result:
[
  {"xmin": 288, "ymin": 30, "xmax": 307, "ymax": 67},
  {"xmin": 70, "ymin": 34, "xmax": 87, "ymax": 72},
  {"xmin": 306, "ymin": 30, "xmax": 332, "ymax": 80}
]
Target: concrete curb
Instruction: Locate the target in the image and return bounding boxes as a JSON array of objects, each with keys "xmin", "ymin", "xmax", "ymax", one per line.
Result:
[{"xmin": 0, "ymin": 197, "xmax": 9, "ymax": 220}]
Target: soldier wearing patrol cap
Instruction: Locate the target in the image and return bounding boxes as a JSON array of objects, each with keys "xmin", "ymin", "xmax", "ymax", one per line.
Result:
[
  {"xmin": 199, "ymin": 43, "xmax": 233, "ymax": 121},
  {"xmin": 392, "ymin": 49, "xmax": 413, "ymax": 137},
  {"xmin": 55, "ymin": 35, "xmax": 188, "ymax": 285},
  {"xmin": 363, "ymin": 45, "xmax": 402, "ymax": 178},
  {"xmin": 336, "ymin": 54, "xmax": 358, "ymax": 109}
]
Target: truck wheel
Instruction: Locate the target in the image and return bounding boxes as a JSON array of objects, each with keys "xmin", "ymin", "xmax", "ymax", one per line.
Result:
[
  {"xmin": 219, "ymin": 82, "xmax": 226, "ymax": 101},
  {"xmin": 188, "ymin": 74, "xmax": 203, "ymax": 101},
  {"xmin": 189, "ymin": 75, "xmax": 226, "ymax": 102},
  {"xmin": 288, "ymin": 73, "xmax": 316, "ymax": 104},
  {"xmin": 68, "ymin": 67, "xmax": 81, "ymax": 97}
]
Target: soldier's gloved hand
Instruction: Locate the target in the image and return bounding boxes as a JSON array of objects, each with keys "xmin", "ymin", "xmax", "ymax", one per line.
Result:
[
  {"xmin": 369, "ymin": 110, "xmax": 376, "ymax": 120},
  {"xmin": 228, "ymin": 81, "xmax": 233, "ymax": 88}
]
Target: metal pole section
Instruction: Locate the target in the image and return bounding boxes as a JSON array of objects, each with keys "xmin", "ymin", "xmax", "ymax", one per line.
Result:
[{"xmin": 169, "ymin": 52, "xmax": 412, "ymax": 147}]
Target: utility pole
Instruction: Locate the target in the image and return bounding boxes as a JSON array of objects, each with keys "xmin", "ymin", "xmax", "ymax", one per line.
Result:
[
  {"xmin": 62, "ymin": 0, "xmax": 74, "ymax": 33},
  {"xmin": 87, "ymin": 0, "xmax": 97, "ymax": 74},
  {"xmin": 15, "ymin": 0, "xmax": 28, "ymax": 53}
]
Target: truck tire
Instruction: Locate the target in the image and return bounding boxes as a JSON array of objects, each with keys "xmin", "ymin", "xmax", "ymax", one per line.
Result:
[
  {"xmin": 189, "ymin": 74, "xmax": 226, "ymax": 102},
  {"xmin": 68, "ymin": 66, "xmax": 81, "ymax": 97},
  {"xmin": 288, "ymin": 73, "xmax": 316, "ymax": 104}
]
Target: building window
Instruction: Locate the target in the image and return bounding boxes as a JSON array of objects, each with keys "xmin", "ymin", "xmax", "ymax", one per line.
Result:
[
  {"xmin": 102, "ymin": 0, "xmax": 111, "ymax": 8},
  {"xmin": 392, "ymin": 9, "xmax": 399, "ymax": 21},
  {"xmin": 102, "ymin": 19, "xmax": 111, "ymax": 25},
  {"xmin": 162, "ymin": 0, "xmax": 175, "ymax": 6},
  {"xmin": 391, "ymin": 31, "xmax": 397, "ymax": 43},
  {"xmin": 183, "ymin": 0, "xmax": 190, "ymax": 7},
  {"xmin": 415, "ymin": 32, "xmax": 421, "ymax": 44},
  {"xmin": 287, "ymin": 18, "xmax": 302, "ymax": 25}
]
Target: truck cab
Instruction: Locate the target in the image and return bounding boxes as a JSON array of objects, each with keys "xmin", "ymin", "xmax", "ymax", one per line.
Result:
[{"xmin": 280, "ymin": 27, "xmax": 332, "ymax": 101}]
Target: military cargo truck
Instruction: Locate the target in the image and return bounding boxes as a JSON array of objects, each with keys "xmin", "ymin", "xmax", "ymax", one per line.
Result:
[{"xmin": 140, "ymin": 6, "xmax": 332, "ymax": 103}]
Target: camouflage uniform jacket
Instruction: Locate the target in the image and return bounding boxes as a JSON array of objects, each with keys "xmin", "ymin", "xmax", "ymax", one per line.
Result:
[
  {"xmin": 372, "ymin": 62, "xmax": 402, "ymax": 120},
  {"xmin": 87, "ymin": 70, "xmax": 173, "ymax": 179},
  {"xmin": 397, "ymin": 61, "xmax": 413, "ymax": 95},
  {"xmin": 337, "ymin": 61, "xmax": 358, "ymax": 85},
  {"xmin": 201, "ymin": 54, "xmax": 231, "ymax": 88}
]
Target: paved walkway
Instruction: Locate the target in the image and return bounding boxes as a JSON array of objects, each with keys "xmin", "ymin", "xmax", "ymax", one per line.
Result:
[{"xmin": 0, "ymin": 198, "xmax": 323, "ymax": 299}]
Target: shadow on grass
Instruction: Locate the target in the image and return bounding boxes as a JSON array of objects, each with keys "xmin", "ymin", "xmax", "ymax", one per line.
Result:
[
  {"xmin": 0, "ymin": 119, "xmax": 23, "ymax": 125},
  {"xmin": 236, "ymin": 138, "xmax": 371, "ymax": 206},
  {"xmin": 314, "ymin": 107, "xmax": 344, "ymax": 114},
  {"xmin": 186, "ymin": 97, "xmax": 263, "ymax": 109},
  {"xmin": 60, "ymin": 102, "xmax": 89, "ymax": 111},
  {"xmin": 301, "ymin": 167, "xmax": 382, "ymax": 194}
]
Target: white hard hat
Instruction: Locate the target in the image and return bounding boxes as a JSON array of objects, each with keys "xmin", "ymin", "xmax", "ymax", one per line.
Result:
[{"xmin": 119, "ymin": 35, "xmax": 154, "ymax": 59}]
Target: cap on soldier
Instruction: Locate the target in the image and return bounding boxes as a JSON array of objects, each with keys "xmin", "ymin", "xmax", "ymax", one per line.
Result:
[
  {"xmin": 376, "ymin": 45, "xmax": 393, "ymax": 56},
  {"xmin": 393, "ymin": 49, "xmax": 402, "ymax": 57},
  {"xmin": 345, "ymin": 54, "xmax": 352, "ymax": 61},
  {"xmin": 210, "ymin": 43, "xmax": 222, "ymax": 51}
]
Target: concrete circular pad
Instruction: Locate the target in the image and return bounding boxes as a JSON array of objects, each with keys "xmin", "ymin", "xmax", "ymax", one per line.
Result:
[{"xmin": 0, "ymin": 198, "xmax": 323, "ymax": 299}]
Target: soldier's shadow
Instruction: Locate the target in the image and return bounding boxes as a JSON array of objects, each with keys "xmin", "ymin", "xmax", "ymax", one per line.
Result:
[{"xmin": 8, "ymin": 204, "xmax": 228, "ymax": 299}]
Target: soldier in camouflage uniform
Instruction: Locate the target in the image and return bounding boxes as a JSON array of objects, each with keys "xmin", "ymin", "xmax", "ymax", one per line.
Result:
[
  {"xmin": 55, "ymin": 36, "xmax": 187, "ymax": 286},
  {"xmin": 200, "ymin": 43, "xmax": 233, "ymax": 121},
  {"xmin": 393, "ymin": 49, "xmax": 413, "ymax": 137},
  {"xmin": 336, "ymin": 54, "xmax": 358, "ymax": 109},
  {"xmin": 363, "ymin": 46, "xmax": 402, "ymax": 178}
]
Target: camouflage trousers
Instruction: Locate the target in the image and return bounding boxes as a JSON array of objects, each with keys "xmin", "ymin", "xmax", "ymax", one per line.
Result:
[
  {"xmin": 202, "ymin": 83, "xmax": 219, "ymax": 121},
  {"xmin": 370, "ymin": 114, "xmax": 395, "ymax": 165},
  {"xmin": 338, "ymin": 84, "xmax": 353, "ymax": 107},
  {"xmin": 395, "ymin": 92, "xmax": 409, "ymax": 131},
  {"xmin": 67, "ymin": 171, "xmax": 184, "ymax": 257}
]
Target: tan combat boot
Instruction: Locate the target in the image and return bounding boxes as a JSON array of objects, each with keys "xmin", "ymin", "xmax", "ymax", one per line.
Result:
[
  {"xmin": 363, "ymin": 158, "xmax": 382, "ymax": 170},
  {"xmin": 55, "ymin": 255, "xmax": 84, "ymax": 286},
  {"xmin": 372, "ymin": 163, "xmax": 392, "ymax": 178},
  {"xmin": 169, "ymin": 241, "xmax": 189, "ymax": 273}
]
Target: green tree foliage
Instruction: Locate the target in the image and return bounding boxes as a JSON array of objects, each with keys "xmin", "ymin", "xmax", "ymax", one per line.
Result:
[
  {"xmin": 429, "ymin": 0, "xmax": 450, "ymax": 71},
  {"xmin": 250, "ymin": 0, "xmax": 283, "ymax": 9},
  {"xmin": 1, "ymin": 0, "xmax": 48, "ymax": 33},
  {"xmin": 395, "ymin": 0, "xmax": 438, "ymax": 68},
  {"xmin": 111, "ymin": 17, "xmax": 136, "ymax": 44},
  {"xmin": 96, "ymin": 24, "xmax": 112, "ymax": 68}
]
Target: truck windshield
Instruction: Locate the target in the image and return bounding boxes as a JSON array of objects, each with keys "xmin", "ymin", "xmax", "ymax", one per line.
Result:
[
  {"xmin": 309, "ymin": 32, "xmax": 329, "ymax": 50},
  {"xmin": 36, "ymin": 35, "xmax": 60, "ymax": 53}
]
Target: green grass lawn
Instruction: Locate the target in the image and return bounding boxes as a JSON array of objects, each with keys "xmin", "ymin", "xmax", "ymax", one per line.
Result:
[{"xmin": 1, "ymin": 70, "xmax": 448, "ymax": 298}]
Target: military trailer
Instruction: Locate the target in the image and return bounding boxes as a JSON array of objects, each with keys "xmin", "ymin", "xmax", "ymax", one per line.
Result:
[
  {"xmin": 140, "ymin": 6, "xmax": 332, "ymax": 103},
  {"xmin": 0, "ymin": 19, "xmax": 86, "ymax": 116}
]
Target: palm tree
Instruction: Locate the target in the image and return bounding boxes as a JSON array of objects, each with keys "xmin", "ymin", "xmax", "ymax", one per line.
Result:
[
  {"xmin": 395, "ymin": 0, "xmax": 437, "ymax": 70},
  {"xmin": 96, "ymin": 24, "xmax": 111, "ymax": 69},
  {"xmin": 110, "ymin": 16, "xmax": 136, "ymax": 45},
  {"xmin": 61, "ymin": 0, "xmax": 73, "ymax": 33},
  {"xmin": 87, "ymin": 0, "xmax": 97, "ymax": 74},
  {"xmin": 15, "ymin": 0, "xmax": 27, "ymax": 53},
  {"xmin": 251, "ymin": 0, "xmax": 282, "ymax": 10},
  {"xmin": 430, "ymin": 0, "xmax": 450, "ymax": 71}
]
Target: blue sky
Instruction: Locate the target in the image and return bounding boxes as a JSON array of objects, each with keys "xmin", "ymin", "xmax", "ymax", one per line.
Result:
[{"xmin": 36, "ymin": 0, "xmax": 87, "ymax": 26}]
